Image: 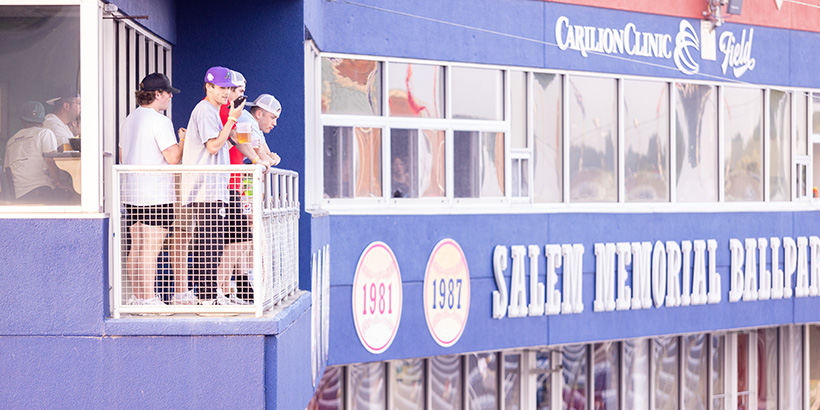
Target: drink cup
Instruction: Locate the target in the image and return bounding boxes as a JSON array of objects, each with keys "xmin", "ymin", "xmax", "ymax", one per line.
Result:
[{"xmin": 236, "ymin": 122, "xmax": 251, "ymax": 144}]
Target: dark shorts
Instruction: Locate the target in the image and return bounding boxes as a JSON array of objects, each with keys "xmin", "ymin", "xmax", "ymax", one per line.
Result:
[
  {"xmin": 224, "ymin": 190, "xmax": 252, "ymax": 244},
  {"xmin": 123, "ymin": 203, "xmax": 175, "ymax": 228}
]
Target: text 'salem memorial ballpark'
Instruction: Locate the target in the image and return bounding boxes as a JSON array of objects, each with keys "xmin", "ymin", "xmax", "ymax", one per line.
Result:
[{"xmin": 305, "ymin": 1, "xmax": 820, "ymax": 410}]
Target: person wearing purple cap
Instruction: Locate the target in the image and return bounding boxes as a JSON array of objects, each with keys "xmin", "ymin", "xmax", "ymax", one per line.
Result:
[
  {"xmin": 119, "ymin": 73, "xmax": 187, "ymax": 307},
  {"xmin": 4, "ymin": 101, "xmax": 77, "ymax": 204},
  {"xmin": 177, "ymin": 66, "xmax": 261, "ymax": 304}
]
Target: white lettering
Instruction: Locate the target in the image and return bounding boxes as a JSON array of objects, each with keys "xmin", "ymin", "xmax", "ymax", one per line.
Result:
[
  {"xmin": 594, "ymin": 243, "xmax": 617, "ymax": 312},
  {"xmin": 651, "ymin": 241, "xmax": 667, "ymax": 308},
  {"xmin": 492, "ymin": 245, "xmax": 509, "ymax": 319},
  {"xmin": 528, "ymin": 245, "xmax": 545, "ymax": 316},
  {"xmin": 796, "ymin": 237, "xmax": 810, "ymax": 297},
  {"xmin": 616, "ymin": 242, "xmax": 633, "ymax": 310},
  {"xmin": 719, "ymin": 28, "xmax": 756, "ymax": 78},
  {"xmin": 665, "ymin": 241, "xmax": 682, "ymax": 307},
  {"xmin": 545, "ymin": 245, "xmax": 563, "ymax": 315},
  {"xmin": 508, "ymin": 246, "xmax": 528, "ymax": 317},
  {"xmin": 561, "ymin": 244, "xmax": 585, "ymax": 314}
]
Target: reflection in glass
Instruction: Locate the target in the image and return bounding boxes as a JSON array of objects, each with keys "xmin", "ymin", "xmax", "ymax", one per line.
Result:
[
  {"xmin": 321, "ymin": 57, "xmax": 381, "ymax": 116},
  {"xmin": 388, "ymin": 62, "xmax": 443, "ymax": 118},
  {"xmin": 568, "ymin": 76, "xmax": 617, "ymax": 202},
  {"xmin": 723, "ymin": 87, "xmax": 763, "ymax": 202},
  {"xmin": 562, "ymin": 344, "xmax": 588, "ymax": 410},
  {"xmin": 0, "ymin": 6, "xmax": 81, "ymax": 206},
  {"xmin": 675, "ymin": 83, "xmax": 717, "ymax": 202},
  {"xmin": 593, "ymin": 342, "xmax": 619, "ymax": 410},
  {"xmin": 391, "ymin": 359, "xmax": 424, "ymax": 410},
  {"xmin": 624, "ymin": 80, "xmax": 669, "ymax": 202},
  {"xmin": 468, "ymin": 352, "xmax": 498, "ymax": 410},
  {"xmin": 454, "ymin": 131, "xmax": 505, "ymax": 198},
  {"xmin": 534, "ymin": 351, "xmax": 552, "ymax": 410},
  {"xmin": 431, "ymin": 355, "xmax": 462, "ymax": 410},
  {"xmin": 783, "ymin": 326, "xmax": 804, "ymax": 410},
  {"xmin": 757, "ymin": 328, "xmax": 778, "ymax": 410},
  {"xmin": 711, "ymin": 334, "xmax": 726, "ymax": 410},
  {"xmin": 308, "ymin": 366, "xmax": 344, "ymax": 410},
  {"xmin": 510, "ymin": 71, "xmax": 527, "ymax": 149},
  {"xmin": 813, "ymin": 93, "xmax": 820, "ymax": 136},
  {"xmin": 323, "ymin": 126, "xmax": 382, "ymax": 199},
  {"xmin": 737, "ymin": 333, "xmax": 750, "ymax": 410},
  {"xmin": 682, "ymin": 334, "xmax": 707, "ymax": 410},
  {"xmin": 653, "ymin": 336, "xmax": 679, "ymax": 410},
  {"xmin": 624, "ymin": 339, "xmax": 649, "ymax": 410},
  {"xmin": 532, "ymin": 73, "xmax": 562, "ymax": 203},
  {"xmin": 349, "ymin": 362, "xmax": 385, "ymax": 410},
  {"xmin": 451, "ymin": 67, "xmax": 503, "ymax": 120},
  {"xmin": 810, "ymin": 326, "xmax": 820, "ymax": 410},
  {"xmin": 390, "ymin": 129, "xmax": 445, "ymax": 198},
  {"xmin": 504, "ymin": 354, "xmax": 521, "ymax": 410},
  {"xmin": 770, "ymin": 90, "xmax": 791, "ymax": 202},
  {"xmin": 512, "ymin": 158, "xmax": 529, "ymax": 198},
  {"xmin": 796, "ymin": 93, "xmax": 808, "ymax": 156}
]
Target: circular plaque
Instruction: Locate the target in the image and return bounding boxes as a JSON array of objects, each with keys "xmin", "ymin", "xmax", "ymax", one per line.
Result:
[
  {"xmin": 424, "ymin": 239, "xmax": 470, "ymax": 347},
  {"xmin": 352, "ymin": 241, "xmax": 403, "ymax": 354}
]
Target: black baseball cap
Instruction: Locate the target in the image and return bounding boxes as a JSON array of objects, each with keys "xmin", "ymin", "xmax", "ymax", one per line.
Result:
[{"xmin": 139, "ymin": 73, "xmax": 180, "ymax": 93}]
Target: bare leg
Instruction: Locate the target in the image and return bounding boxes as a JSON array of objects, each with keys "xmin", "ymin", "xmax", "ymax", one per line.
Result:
[
  {"xmin": 170, "ymin": 228, "xmax": 192, "ymax": 294},
  {"xmin": 130, "ymin": 223, "xmax": 168, "ymax": 300},
  {"xmin": 217, "ymin": 242, "xmax": 245, "ymax": 293}
]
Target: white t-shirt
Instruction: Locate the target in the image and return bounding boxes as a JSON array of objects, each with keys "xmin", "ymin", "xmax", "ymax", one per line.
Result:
[
  {"xmin": 119, "ymin": 106, "xmax": 178, "ymax": 205},
  {"xmin": 42, "ymin": 113, "xmax": 74, "ymax": 146},
  {"xmin": 181, "ymin": 99, "xmax": 230, "ymax": 204},
  {"xmin": 4, "ymin": 126, "xmax": 58, "ymax": 198}
]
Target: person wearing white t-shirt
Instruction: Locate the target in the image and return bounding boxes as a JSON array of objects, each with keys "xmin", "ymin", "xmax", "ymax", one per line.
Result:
[
  {"xmin": 43, "ymin": 86, "xmax": 81, "ymax": 149},
  {"xmin": 119, "ymin": 73, "xmax": 186, "ymax": 307},
  {"xmin": 4, "ymin": 101, "xmax": 77, "ymax": 204}
]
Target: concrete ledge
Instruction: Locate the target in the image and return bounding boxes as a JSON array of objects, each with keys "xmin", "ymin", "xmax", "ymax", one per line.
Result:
[{"xmin": 104, "ymin": 291, "xmax": 310, "ymax": 336}]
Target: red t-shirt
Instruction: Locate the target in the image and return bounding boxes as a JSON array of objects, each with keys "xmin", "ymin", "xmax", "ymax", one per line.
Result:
[{"xmin": 218, "ymin": 102, "xmax": 246, "ymax": 191}]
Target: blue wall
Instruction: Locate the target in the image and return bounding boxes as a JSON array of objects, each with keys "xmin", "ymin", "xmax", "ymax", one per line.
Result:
[
  {"xmin": 325, "ymin": 211, "xmax": 820, "ymax": 365},
  {"xmin": 111, "ymin": 0, "xmax": 177, "ymax": 44},
  {"xmin": 307, "ymin": 0, "xmax": 820, "ymax": 89}
]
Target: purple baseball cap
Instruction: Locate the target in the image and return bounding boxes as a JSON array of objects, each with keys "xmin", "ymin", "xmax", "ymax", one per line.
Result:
[{"xmin": 204, "ymin": 66, "xmax": 237, "ymax": 87}]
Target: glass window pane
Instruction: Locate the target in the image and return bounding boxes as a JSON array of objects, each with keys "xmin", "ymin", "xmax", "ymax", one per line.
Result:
[
  {"xmin": 308, "ymin": 366, "xmax": 344, "ymax": 410},
  {"xmin": 736, "ymin": 333, "xmax": 751, "ymax": 410},
  {"xmin": 653, "ymin": 336, "xmax": 679, "ymax": 410},
  {"xmin": 512, "ymin": 158, "xmax": 529, "ymax": 198},
  {"xmin": 783, "ymin": 326, "xmax": 804, "ymax": 410},
  {"xmin": 392, "ymin": 359, "xmax": 425, "ymax": 410},
  {"xmin": 468, "ymin": 352, "xmax": 498, "ymax": 410},
  {"xmin": 323, "ymin": 126, "xmax": 381, "ymax": 199},
  {"xmin": 723, "ymin": 87, "xmax": 763, "ymax": 202},
  {"xmin": 454, "ymin": 131, "xmax": 505, "ymax": 198},
  {"xmin": 431, "ymin": 355, "xmax": 462, "ymax": 410},
  {"xmin": 388, "ymin": 62, "xmax": 443, "ymax": 118},
  {"xmin": 562, "ymin": 344, "xmax": 588, "ymax": 410},
  {"xmin": 510, "ymin": 71, "xmax": 527, "ymax": 149},
  {"xmin": 504, "ymin": 354, "xmax": 522, "ymax": 410},
  {"xmin": 1, "ymin": 6, "xmax": 81, "ymax": 206},
  {"xmin": 758, "ymin": 328, "xmax": 778, "ymax": 410},
  {"xmin": 593, "ymin": 342, "xmax": 619, "ymax": 410},
  {"xmin": 711, "ymin": 334, "xmax": 726, "ymax": 406},
  {"xmin": 451, "ymin": 67, "xmax": 503, "ymax": 120},
  {"xmin": 350, "ymin": 362, "xmax": 385, "ymax": 410},
  {"xmin": 568, "ymin": 76, "xmax": 617, "ymax": 202},
  {"xmin": 797, "ymin": 92, "xmax": 808, "ymax": 156},
  {"xmin": 624, "ymin": 80, "xmax": 669, "ymax": 202},
  {"xmin": 675, "ymin": 83, "xmax": 717, "ymax": 202},
  {"xmin": 390, "ymin": 128, "xmax": 445, "ymax": 198},
  {"xmin": 682, "ymin": 334, "xmax": 707, "ymax": 410},
  {"xmin": 535, "ymin": 351, "xmax": 553, "ymax": 410},
  {"xmin": 810, "ymin": 325, "xmax": 820, "ymax": 410},
  {"xmin": 624, "ymin": 339, "xmax": 650, "ymax": 410},
  {"xmin": 532, "ymin": 73, "xmax": 563, "ymax": 203},
  {"xmin": 770, "ymin": 90, "xmax": 791, "ymax": 202},
  {"xmin": 812, "ymin": 93, "xmax": 820, "ymax": 137},
  {"xmin": 321, "ymin": 57, "xmax": 382, "ymax": 116}
]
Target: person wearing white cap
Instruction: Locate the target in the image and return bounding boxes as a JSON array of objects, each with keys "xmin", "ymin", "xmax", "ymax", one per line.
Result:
[
  {"xmin": 4, "ymin": 101, "xmax": 77, "ymax": 204},
  {"xmin": 246, "ymin": 93, "xmax": 282, "ymax": 166},
  {"xmin": 43, "ymin": 85, "xmax": 81, "ymax": 150}
]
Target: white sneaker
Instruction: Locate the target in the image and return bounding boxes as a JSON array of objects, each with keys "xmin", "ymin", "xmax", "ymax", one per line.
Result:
[
  {"xmin": 171, "ymin": 290, "xmax": 198, "ymax": 305},
  {"xmin": 214, "ymin": 289, "xmax": 240, "ymax": 305}
]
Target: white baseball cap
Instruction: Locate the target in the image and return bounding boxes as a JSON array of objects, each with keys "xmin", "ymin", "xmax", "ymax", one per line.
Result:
[{"xmin": 246, "ymin": 93, "xmax": 281, "ymax": 117}]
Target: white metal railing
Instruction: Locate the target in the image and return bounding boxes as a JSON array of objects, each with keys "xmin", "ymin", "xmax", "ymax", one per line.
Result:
[{"xmin": 111, "ymin": 165, "xmax": 299, "ymax": 317}]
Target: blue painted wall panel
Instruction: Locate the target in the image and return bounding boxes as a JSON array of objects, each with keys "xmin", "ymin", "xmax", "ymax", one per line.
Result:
[
  {"xmin": 110, "ymin": 0, "xmax": 176, "ymax": 44},
  {"xmin": 267, "ymin": 308, "xmax": 315, "ymax": 410},
  {"xmin": 0, "ymin": 335, "xmax": 265, "ymax": 409},
  {"xmin": 0, "ymin": 219, "xmax": 107, "ymax": 336},
  {"xmin": 326, "ymin": 211, "xmax": 820, "ymax": 365}
]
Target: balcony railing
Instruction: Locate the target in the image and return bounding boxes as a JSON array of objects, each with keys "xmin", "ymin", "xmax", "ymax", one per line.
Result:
[{"xmin": 111, "ymin": 165, "xmax": 299, "ymax": 317}]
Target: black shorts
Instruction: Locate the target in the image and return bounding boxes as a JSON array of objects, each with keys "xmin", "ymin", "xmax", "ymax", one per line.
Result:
[
  {"xmin": 123, "ymin": 203, "xmax": 175, "ymax": 228},
  {"xmin": 224, "ymin": 190, "xmax": 252, "ymax": 244}
]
